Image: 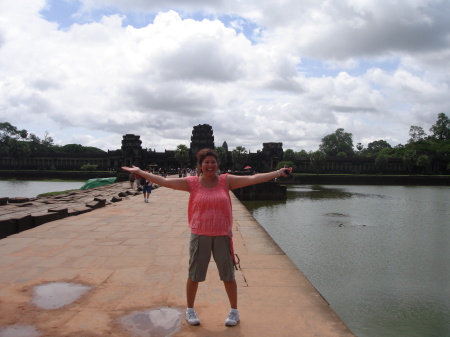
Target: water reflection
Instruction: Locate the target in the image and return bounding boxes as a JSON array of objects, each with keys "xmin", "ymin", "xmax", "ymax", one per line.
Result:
[
  {"xmin": 287, "ymin": 185, "xmax": 400, "ymax": 202},
  {"xmin": 242, "ymin": 185, "xmax": 450, "ymax": 337},
  {"xmin": 0, "ymin": 325, "xmax": 41, "ymax": 337},
  {"xmin": 119, "ymin": 308, "xmax": 182, "ymax": 337},
  {"xmin": 32, "ymin": 282, "xmax": 91, "ymax": 309},
  {"xmin": 288, "ymin": 185, "xmax": 355, "ymax": 200}
]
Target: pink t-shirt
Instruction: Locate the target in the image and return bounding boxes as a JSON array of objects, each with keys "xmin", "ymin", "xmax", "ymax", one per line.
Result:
[{"xmin": 186, "ymin": 173, "xmax": 233, "ymax": 236}]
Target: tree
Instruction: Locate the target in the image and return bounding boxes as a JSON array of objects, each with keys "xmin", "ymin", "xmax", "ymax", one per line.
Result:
[
  {"xmin": 83, "ymin": 146, "xmax": 106, "ymax": 154},
  {"xmin": 310, "ymin": 150, "xmax": 326, "ymax": 173},
  {"xmin": 276, "ymin": 161, "xmax": 295, "ymax": 171},
  {"xmin": 366, "ymin": 140, "xmax": 392, "ymax": 156},
  {"xmin": 231, "ymin": 146, "xmax": 248, "ymax": 170},
  {"xmin": 7, "ymin": 139, "xmax": 30, "ymax": 168},
  {"xmin": 59, "ymin": 144, "xmax": 105, "ymax": 153},
  {"xmin": 319, "ymin": 128, "xmax": 354, "ymax": 156},
  {"xmin": 429, "ymin": 112, "xmax": 450, "ymax": 141},
  {"xmin": 27, "ymin": 131, "xmax": 56, "ymax": 152},
  {"xmin": 408, "ymin": 126, "xmax": 426, "ymax": 143},
  {"xmin": 283, "ymin": 149, "xmax": 296, "ymax": 161},
  {"xmin": 374, "ymin": 154, "xmax": 388, "ymax": 174},
  {"xmin": 296, "ymin": 150, "xmax": 309, "ymax": 158},
  {"xmin": 403, "ymin": 150, "xmax": 416, "ymax": 173},
  {"xmin": 215, "ymin": 146, "xmax": 227, "ymax": 169},
  {"xmin": 416, "ymin": 155, "xmax": 429, "ymax": 174},
  {"xmin": 60, "ymin": 144, "xmax": 84, "ymax": 153},
  {"xmin": 0, "ymin": 122, "xmax": 27, "ymax": 151},
  {"xmin": 174, "ymin": 144, "xmax": 190, "ymax": 168},
  {"xmin": 355, "ymin": 142, "xmax": 364, "ymax": 156}
]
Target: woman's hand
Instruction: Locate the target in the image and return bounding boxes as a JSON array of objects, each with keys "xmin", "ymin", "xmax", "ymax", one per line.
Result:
[
  {"xmin": 279, "ymin": 167, "xmax": 293, "ymax": 177},
  {"xmin": 122, "ymin": 165, "xmax": 141, "ymax": 173}
]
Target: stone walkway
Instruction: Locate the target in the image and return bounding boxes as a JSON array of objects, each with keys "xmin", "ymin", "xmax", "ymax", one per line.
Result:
[{"xmin": 0, "ymin": 182, "xmax": 355, "ymax": 337}]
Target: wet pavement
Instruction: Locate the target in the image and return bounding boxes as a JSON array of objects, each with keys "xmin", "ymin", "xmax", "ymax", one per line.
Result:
[
  {"xmin": 0, "ymin": 181, "xmax": 354, "ymax": 337},
  {"xmin": 32, "ymin": 282, "xmax": 92, "ymax": 310}
]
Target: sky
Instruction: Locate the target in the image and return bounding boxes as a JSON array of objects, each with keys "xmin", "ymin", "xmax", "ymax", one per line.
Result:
[{"xmin": 1, "ymin": 0, "xmax": 449, "ymax": 153}]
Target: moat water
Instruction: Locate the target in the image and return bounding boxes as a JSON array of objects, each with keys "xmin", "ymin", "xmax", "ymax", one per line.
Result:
[
  {"xmin": 0, "ymin": 180, "xmax": 85, "ymax": 198},
  {"xmin": 242, "ymin": 185, "xmax": 450, "ymax": 337}
]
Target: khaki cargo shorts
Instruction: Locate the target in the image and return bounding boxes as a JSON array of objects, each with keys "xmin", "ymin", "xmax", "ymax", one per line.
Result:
[{"xmin": 188, "ymin": 234, "xmax": 235, "ymax": 282}]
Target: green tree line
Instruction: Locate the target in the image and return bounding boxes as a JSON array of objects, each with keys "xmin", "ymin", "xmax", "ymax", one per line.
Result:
[
  {"xmin": 283, "ymin": 113, "xmax": 450, "ymax": 173},
  {"xmin": 4, "ymin": 112, "xmax": 449, "ymax": 173},
  {"xmin": 0, "ymin": 122, "xmax": 105, "ymax": 168}
]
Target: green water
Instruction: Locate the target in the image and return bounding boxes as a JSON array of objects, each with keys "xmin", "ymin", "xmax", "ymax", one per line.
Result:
[{"xmin": 242, "ymin": 185, "xmax": 450, "ymax": 337}]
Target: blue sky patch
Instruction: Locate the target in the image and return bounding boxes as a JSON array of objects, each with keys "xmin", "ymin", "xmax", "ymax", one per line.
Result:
[
  {"xmin": 40, "ymin": 2, "xmax": 262, "ymax": 43},
  {"xmin": 39, "ymin": 0, "xmax": 82, "ymax": 29},
  {"xmin": 298, "ymin": 57, "xmax": 400, "ymax": 78}
]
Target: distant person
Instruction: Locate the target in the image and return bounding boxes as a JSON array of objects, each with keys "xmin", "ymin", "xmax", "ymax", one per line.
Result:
[
  {"xmin": 122, "ymin": 148, "xmax": 292, "ymax": 327},
  {"xmin": 128, "ymin": 172, "xmax": 136, "ymax": 188},
  {"xmin": 140, "ymin": 174, "xmax": 152, "ymax": 203},
  {"xmin": 135, "ymin": 171, "xmax": 142, "ymax": 190}
]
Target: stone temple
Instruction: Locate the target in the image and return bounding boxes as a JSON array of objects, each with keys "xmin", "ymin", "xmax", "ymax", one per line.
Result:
[{"xmin": 0, "ymin": 124, "xmax": 283, "ymax": 172}]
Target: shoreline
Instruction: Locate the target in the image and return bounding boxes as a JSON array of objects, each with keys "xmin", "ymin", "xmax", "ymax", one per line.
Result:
[
  {"xmin": 0, "ymin": 181, "xmax": 142, "ymax": 239},
  {"xmin": 280, "ymin": 173, "xmax": 450, "ymax": 185}
]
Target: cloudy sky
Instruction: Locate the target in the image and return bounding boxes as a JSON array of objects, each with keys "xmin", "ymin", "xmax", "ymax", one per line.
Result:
[{"xmin": 1, "ymin": 0, "xmax": 449, "ymax": 153}]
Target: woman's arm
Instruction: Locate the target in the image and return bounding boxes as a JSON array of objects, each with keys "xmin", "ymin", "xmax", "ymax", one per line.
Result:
[
  {"xmin": 227, "ymin": 168, "xmax": 292, "ymax": 190},
  {"xmin": 122, "ymin": 166, "xmax": 190, "ymax": 192}
]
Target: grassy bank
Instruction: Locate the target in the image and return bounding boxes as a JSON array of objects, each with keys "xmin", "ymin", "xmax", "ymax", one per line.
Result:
[{"xmin": 37, "ymin": 189, "xmax": 81, "ymax": 197}]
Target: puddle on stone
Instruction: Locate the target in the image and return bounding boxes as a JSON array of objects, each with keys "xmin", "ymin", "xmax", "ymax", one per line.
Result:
[
  {"xmin": 119, "ymin": 307, "xmax": 182, "ymax": 337},
  {"xmin": 32, "ymin": 282, "xmax": 92, "ymax": 309},
  {"xmin": 0, "ymin": 324, "xmax": 41, "ymax": 337}
]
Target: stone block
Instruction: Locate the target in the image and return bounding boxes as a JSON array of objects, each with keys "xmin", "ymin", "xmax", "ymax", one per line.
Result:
[
  {"xmin": 0, "ymin": 197, "xmax": 9, "ymax": 206},
  {"xmin": 85, "ymin": 199, "xmax": 106, "ymax": 209},
  {"xmin": 68, "ymin": 207, "xmax": 93, "ymax": 216},
  {"xmin": 0, "ymin": 218, "xmax": 17, "ymax": 239},
  {"xmin": 93, "ymin": 198, "xmax": 107, "ymax": 207},
  {"xmin": 13, "ymin": 214, "xmax": 33, "ymax": 232},
  {"xmin": 111, "ymin": 196, "xmax": 123, "ymax": 202},
  {"xmin": 15, "ymin": 202, "xmax": 34, "ymax": 207},
  {"xmin": 48, "ymin": 207, "xmax": 69, "ymax": 219},
  {"xmin": 8, "ymin": 197, "xmax": 30, "ymax": 204},
  {"xmin": 31, "ymin": 211, "xmax": 60, "ymax": 227}
]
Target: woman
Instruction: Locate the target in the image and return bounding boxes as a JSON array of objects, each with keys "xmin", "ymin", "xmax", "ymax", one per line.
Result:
[{"xmin": 122, "ymin": 148, "xmax": 291, "ymax": 327}]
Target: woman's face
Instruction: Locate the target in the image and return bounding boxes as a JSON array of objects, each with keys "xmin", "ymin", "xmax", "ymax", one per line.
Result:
[{"xmin": 201, "ymin": 155, "xmax": 218, "ymax": 175}]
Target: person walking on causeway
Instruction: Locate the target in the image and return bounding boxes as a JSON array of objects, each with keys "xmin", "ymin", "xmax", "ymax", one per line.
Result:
[
  {"xmin": 122, "ymin": 148, "xmax": 292, "ymax": 327},
  {"xmin": 140, "ymin": 176, "xmax": 152, "ymax": 203}
]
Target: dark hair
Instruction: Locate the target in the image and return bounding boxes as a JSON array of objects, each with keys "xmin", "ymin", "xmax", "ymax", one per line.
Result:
[{"xmin": 196, "ymin": 148, "xmax": 219, "ymax": 167}]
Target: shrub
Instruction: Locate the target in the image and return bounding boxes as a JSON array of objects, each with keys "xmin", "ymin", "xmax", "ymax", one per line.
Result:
[
  {"xmin": 276, "ymin": 161, "xmax": 296, "ymax": 171},
  {"xmin": 80, "ymin": 164, "xmax": 98, "ymax": 171}
]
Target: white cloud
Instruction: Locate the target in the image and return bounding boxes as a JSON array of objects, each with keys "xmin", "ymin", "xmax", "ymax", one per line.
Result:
[{"xmin": 0, "ymin": 0, "xmax": 449, "ymax": 154}]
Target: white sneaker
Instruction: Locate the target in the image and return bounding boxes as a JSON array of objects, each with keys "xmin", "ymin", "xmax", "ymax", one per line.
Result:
[
  {"xmin": 225, "ymin": 309, "xmax": 240, "ymax": 326},
  {"xmin": 186, "ymin": 308, "xmax": 200, "ymax": 326}
]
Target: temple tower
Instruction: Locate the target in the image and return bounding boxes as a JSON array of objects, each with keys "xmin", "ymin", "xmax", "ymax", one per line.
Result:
[
  {"xmin": 121, "ymin": 134, "xmax": 143, "ymax": 166},
  {"xmin": 260, "ymin": 142, "xmax": 283, "ymax": 169},
  {"xmin": 190, "ymin": 124, "xmax": 215, "ymax": 158}
]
